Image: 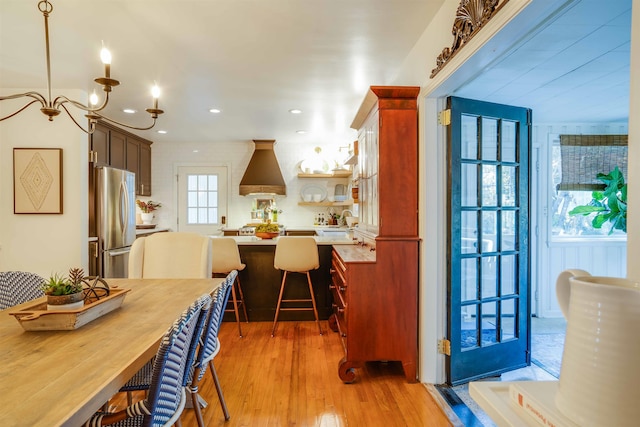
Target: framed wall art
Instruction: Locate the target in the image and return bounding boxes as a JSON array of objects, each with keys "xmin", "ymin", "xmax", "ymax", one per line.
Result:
[{"xmin": 13, "ymin": 148, "xmax": 63, "ymax": 214}]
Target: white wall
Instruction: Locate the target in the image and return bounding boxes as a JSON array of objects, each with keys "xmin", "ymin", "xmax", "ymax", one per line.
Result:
[
  {"xmin": 0, "ymin": 89, "xmax": 89, "ymax": 278},
  {"xmin": 533, "ymin": 123, "xmax": 628, "ymax": 317},
  {"xmin": 627, "ymin": 0, "xmax": 640, "ymax": 281},
  {"xmin": 149, "ymin": 138, "xmax": 356, "ymax": 231}
]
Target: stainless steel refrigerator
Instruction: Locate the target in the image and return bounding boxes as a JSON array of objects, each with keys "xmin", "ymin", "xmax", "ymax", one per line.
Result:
[{"xmin": 96, "ymin": 167, "xmax": 136, "ymax": 278}]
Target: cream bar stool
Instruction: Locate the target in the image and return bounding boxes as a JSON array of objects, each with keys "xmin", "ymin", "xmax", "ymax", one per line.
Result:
[
  {"xmin": 271, "ymin": 236, "xmax": 323, "ymax": 336},
  {"xmin": 211, "ymin": 237, "xmax": 248, "ymax": 337}
]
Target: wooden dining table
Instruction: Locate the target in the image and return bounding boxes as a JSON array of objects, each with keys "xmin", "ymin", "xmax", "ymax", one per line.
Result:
[{"xmin": 0, "ymin": 277, "xmax": 223, "ymax": 427}]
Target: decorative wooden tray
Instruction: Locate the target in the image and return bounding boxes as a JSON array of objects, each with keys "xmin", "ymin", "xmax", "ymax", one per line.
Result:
[{"xmin": 8, "ymin": 287, "xmax": 131, "ymax": 331}]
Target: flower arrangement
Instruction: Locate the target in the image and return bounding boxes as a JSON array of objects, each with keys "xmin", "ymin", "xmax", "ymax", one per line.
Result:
[{"xmin": 136, "ymin": 200, "xmax": 162, "ymax": 213}]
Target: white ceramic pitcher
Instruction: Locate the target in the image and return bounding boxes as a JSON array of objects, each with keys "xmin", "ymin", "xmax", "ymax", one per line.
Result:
[{"xmin": 555, "ymin": 269, "xmax": 640, "ymax": 427}]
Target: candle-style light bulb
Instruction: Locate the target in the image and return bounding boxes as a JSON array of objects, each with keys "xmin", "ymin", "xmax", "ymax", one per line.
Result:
[
  {"xmin": 151, "ymin": 84, "xmax": 160, "ymax": 109},
  {"xmin": 100, "ymin": 42, "xmax": 112, "ymax": 78},
  {"xmin": 89, "ymin": 91, "xmax": 99, "ymax": 106}
]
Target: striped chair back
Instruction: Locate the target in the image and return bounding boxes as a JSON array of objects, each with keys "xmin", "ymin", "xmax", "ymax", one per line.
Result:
[
  {"xmin": 194, "ymin": 270, "xmax": 236, "ymax": 378},
  {"xmin": 145, "ymin": 293, "xmax": 212, "ymax": 425},
  {"xmin": 0, "ymin": 271, "xmax": 44, "ymax": 310}
]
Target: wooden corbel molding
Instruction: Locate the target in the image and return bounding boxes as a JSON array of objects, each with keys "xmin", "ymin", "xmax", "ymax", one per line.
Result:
[{"xmin": 430, "ymin": 0, "xmax": 509, "ymax": 78}]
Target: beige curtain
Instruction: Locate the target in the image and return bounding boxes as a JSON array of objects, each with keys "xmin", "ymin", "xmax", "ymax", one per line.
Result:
[{"xmin": 557, "ymin": 134, "xmax": 628, "ymax": 191}]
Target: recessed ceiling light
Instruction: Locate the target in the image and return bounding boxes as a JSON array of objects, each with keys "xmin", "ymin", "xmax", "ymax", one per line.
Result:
[
  {"xmin": 296, "ymin": 130, "xmax": 307, "ymax": 134},
  {"xmin": 209, "ymin": 108, "xmax": 221, "ymax": 114},
  {"xmin": 289, "ymin": 109, "xmax": 302, "ymax": 114},
  {"xmin": 157, "ymin": 130, "xmax": 167, "ymax": 134},
  {"xmin": 123, "ymin": 108, "xmax": 136, "ymax": 114},
  {"xmin": 193, "ymin": 150, "xmax": 199, "ymax": 153}
]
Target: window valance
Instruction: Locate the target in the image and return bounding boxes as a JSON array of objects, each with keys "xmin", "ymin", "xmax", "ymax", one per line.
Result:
[{"xmin": 557, "ymin": 134, "xmax": 628, "ymax": 191}]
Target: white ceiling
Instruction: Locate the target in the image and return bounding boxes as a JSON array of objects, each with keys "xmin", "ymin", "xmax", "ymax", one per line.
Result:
[{"xmin": 0, "ymin": 0, "xmax": 631, "ymax": 146}]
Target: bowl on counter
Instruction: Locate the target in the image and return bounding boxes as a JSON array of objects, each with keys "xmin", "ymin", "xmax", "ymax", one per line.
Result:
[
  {"xmin": 256, "ymin": 232, "xmax": 280, "ymax": 239},
  {"xmin": 303, "ymin": 194, "xmax": 312, "ymax": 202},
  {"xmin": 313, "ymin": 194, "xmax": 323, "ymax": 202}
]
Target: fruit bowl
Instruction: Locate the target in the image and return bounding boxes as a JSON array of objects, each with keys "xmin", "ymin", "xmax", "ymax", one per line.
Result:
[{"xmin": 256, "ymin": 232, "xmax": 279, "ymax": 239}]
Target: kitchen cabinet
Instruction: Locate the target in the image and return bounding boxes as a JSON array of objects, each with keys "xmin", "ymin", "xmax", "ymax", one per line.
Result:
[
  {"xmin": 328, "ymin": 86, "xmax": 419, "ymax": 383},
  {"xmin": 89, "ymin": 121, "xmax": 153, "ymax": 195}
]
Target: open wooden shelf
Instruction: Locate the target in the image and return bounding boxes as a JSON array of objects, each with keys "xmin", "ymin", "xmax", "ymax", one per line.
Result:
[{"xmin": 298, "ymin": 170, "xmax": 352, "ymax": 178}]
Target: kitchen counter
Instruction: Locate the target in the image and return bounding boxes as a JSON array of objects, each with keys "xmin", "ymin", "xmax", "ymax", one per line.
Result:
[
  {"xmin": 136, "ymin": 227, "xmax": 170, "ymax": 236},
  {"xmin": 211, "ymin": 235, "xmax": 356, "ymax": 245}
]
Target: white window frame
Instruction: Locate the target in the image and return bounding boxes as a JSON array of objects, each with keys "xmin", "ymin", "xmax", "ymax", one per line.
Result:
[{"xmin": 175, "ymin": 165, "xmax": 229, "ymax": 235}]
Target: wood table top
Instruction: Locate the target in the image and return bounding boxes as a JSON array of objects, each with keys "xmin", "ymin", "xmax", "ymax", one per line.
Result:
[{"xmin": 0, "ymin": 277, "xmax": 222, "ymax": 427}]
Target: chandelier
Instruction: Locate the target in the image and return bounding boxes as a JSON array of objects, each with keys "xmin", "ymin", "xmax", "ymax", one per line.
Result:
[{"xmin": 0, "ymin": 0, "xmax": 163, "ymax": 134}]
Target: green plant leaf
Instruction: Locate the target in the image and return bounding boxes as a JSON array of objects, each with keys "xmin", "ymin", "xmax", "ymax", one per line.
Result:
[{"xmin": 569, "ymin": 205, "xmax": 606, "ymax": 216}]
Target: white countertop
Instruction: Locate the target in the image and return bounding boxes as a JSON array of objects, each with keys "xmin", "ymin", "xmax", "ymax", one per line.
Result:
[{"xmin": 211, "ymin": 235, "xmax": 356, "ymax": 245}]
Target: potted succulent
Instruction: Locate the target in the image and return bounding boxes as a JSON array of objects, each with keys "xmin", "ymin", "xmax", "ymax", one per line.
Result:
[
  {"xmin": 43, "ymin": 268, "xmax": 86, "ymax": 311},
  {"xmin": 136, "ymin": 200, "xmax": 162, "ymax": 224},
  {"xmin": 255, "ymin": 222, "xmax": 280, "ymax": 239}
]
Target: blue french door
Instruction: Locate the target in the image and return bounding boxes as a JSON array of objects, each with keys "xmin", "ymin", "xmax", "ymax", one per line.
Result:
[{"xmin": 447, "ymin": 96, "xmax": 531, "ymax": 385}]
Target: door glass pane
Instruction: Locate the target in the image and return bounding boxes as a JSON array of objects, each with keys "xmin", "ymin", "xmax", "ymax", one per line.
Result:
[
  {"xmin": 462, "ymin": 258, "xmax": 478, "ymax": 301},
  {"xmin": 501, "ymin": 255, "xmax": 517, "ymax": 295},
  {"xmin": 481, "ymin": 256, "xmax": 497, "ymax": 298},
  {"xmin": 482, "ymin": 211, "xmax": 497, "ymax": 249},
  {"xmin": 502, "ymin": 166, "xmax": 517, "ymax": 207},
  {"xmin": 502, "ymin": 211, "xmax": 517, "ymax": 250},
  {"xmin": 462, "ymin": 212, "xmax": 478, "ymax": 254},
  {"xmin": 481, "ymin": 118, "xmax": 498, "ymax": 161},
  {"xmin": 461, "ymin": 163, "xmax": 478, "ymax": 207},
  {"xmin": 461, "ymin": 115, "xmax": 478, "ymax": 160},
  {"xmin": 501, "ymin": 298, "xmax": 516, "ymax": 341},
  {"xmin": 461, "ymin": 304, "xmax": 478, "ymax": 350},
  {"xmin": 186, "ymin": 173, "xmax": 220, "ymax": 225},
  {"xmin": 482, "ymin": 165, "xmax": 497, "ymax": 206},
  {"xmin": 481, "ymin": 301, "xmax": 498, "ymax": 346},
  {"xmin": 501, "ymin": 120, "xmax": 517, "ymax": 162}
]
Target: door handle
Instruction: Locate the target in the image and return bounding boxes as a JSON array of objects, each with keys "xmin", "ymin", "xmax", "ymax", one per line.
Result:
[{"xmin": 108, "ymin": 249, "xmax": 130, "ymax": 257}]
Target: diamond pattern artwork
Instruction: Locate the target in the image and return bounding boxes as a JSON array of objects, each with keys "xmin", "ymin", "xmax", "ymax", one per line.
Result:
[
  {"xmin": 13, "ymin": 148, "xmax": 62, "ymax": 214},
  {"xmin": 20, "ymin": 153, "xmax": 53, "ymax": 211}
]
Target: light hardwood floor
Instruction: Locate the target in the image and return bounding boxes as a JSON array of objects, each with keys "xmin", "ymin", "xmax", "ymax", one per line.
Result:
[{"xmin": 112, "ymin": 321, "xmax": 453, "ymax": 426}]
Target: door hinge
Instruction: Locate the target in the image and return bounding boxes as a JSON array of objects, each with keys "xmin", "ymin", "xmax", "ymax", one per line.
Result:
[
  {"xmin": 438, "ymin": 338, "xmax": 451, "ymax": 356},
  {"xmin": 438, "ymin": 109, "xmax": 451, "ymax": 126}
]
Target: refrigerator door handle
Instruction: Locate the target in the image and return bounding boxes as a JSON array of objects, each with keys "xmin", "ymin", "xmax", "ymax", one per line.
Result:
[
  {"xmin": 119, "ymin": 180, "xmax": 130, "ymax": 237},
  {"xmin": 108, "ymin": 248, "xmax": 131, "ymax": 257}
]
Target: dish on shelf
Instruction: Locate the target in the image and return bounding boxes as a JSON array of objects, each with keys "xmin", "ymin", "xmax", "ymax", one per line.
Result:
[{"xmin": 300, "ymin": 184, "xmax": 327, "ymax": 202}]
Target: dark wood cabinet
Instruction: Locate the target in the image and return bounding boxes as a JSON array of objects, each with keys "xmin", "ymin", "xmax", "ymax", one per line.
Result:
[
  {"xmin": 88, "ymin": 121, "xmax": 153, "ymax": 195},
  {"xmin": 138, "ymin": 140, "xmax": 152, "ymax": 196},
  {"xmin": 91, "ymin": 124, "xmax": 110, "ymax": 167},
  {"xmin": 329, "ymin": 86, "xmax": 420, "ymax": 383},
  {"xmin": 109, "ymin": 129, "xmax": 127, "ymax": 170}
]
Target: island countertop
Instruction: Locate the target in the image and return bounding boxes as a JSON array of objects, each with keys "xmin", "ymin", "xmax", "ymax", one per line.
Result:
[{"xmin": 210, "ymin": 235, "xmax": 356, "ymax": 245}]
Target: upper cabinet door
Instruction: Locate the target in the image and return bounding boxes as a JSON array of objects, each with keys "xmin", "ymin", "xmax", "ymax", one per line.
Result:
[
  {"xmin": 139, "ymin": 142, "xmax": 152, "ymax": 196},
  {"xmin": 90, "ymin": 124, "xmax": 110, "ymax": 167},
  {"xmin": 109, "ymin": 130, "xmax": 126, "ymax": 170}
]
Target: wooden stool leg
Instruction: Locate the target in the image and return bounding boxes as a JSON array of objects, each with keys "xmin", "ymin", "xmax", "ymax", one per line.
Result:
[
  {"xmin": 236, "ymin": 276, "xmax": 249, "ymax": 323},
  {"xmin": 230, "ymin": 282, "xmax": 243, "ymax": 337},
  {"xmin": 306, "ymin": 271, "xmax": 323, "ymax": 335},
  {"xmin": 271, "ymin": 271, "xmax": 288, "ymax": 337}
]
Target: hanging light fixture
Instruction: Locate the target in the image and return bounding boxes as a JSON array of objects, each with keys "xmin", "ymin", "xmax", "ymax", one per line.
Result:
[{"xmin": 0, "ymin": 0, "xmax": 163, "ymax": 134}]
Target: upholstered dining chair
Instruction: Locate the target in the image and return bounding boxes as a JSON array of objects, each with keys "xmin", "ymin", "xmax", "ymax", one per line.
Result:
[
  {"xmin": 128, "ymin": 232, "xmax": 212, "ymax": 279},
  {"xmin": 211, "ymin": 237, "xmax": 248, "ymax": 337},
  {"xmin": 186, "ymin": 270, "xmax": 237, "ymax": 425},
  {"xmin": 84, "ymin": 293, "xmax": 212, "ymax": 427},
  {"xmin": 0, "ymin": 271, "xmax": 45, "ymax": 310},
  {"xmin": 271, "ymin": 236, "xmax": 322, "ymax": 336}
]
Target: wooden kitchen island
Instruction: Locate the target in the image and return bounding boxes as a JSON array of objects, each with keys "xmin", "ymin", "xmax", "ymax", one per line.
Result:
[{"xmin": 213, "ymin": 235, "xmax": 355, "ymax": 322}]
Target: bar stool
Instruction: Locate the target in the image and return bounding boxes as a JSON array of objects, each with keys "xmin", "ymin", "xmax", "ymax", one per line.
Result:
[
  {"xmin": 211, "ymin": 237, "xmax": 248, "ymax": 337},
  {"xmin": 271, "ymin": 236, "xmax": 323, "ymax": 336}
]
